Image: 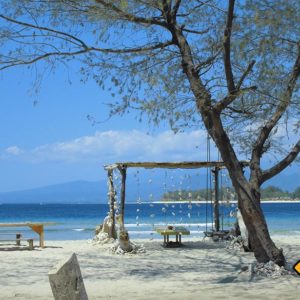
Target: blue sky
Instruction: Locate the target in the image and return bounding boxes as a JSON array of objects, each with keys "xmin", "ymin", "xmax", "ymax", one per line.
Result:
[
  {"xmin": 0, "ymin": 61, "xmax": 299, "ymax": 193},
  {"xmin": 0, "ymin": 64, "xmax": 212, "ymax": 192}
]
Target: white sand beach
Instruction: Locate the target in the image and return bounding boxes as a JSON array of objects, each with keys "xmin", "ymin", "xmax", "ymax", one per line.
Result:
[{"xmin": 0, "ymin": 236, "xmax": 300, "ymax": 300}]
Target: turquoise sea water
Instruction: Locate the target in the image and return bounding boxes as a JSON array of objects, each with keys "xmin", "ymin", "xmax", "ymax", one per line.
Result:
[{"xmin": 0, "ymin": 203, "xmax": 299, "ymax": 240}]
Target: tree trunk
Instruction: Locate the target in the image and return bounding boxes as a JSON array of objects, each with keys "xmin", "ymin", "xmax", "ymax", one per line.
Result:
[
  {"xmin": 233, "ymin": 180, "xmax": 285, "ymax": 266},
  {"xmin": 204, "ymin": 113, "xmax": 286, "ymax": 266},
  {"xmin": 170, "ymin": 23, "xmax": 286, "ymax": 267}
]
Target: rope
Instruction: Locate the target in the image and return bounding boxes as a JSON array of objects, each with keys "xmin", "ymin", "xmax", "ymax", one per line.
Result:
[
  {"xmin": 218, "ymin": 151, "xmax": 224, "ymax": 231},
  {"xmin": 205, "ymin": 133, "xmax": 213, "ymax": 232}
]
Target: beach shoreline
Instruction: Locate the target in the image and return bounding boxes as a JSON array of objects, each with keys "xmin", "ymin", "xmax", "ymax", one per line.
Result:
[{"xmin": 0, "ymin": 236, "xmax": 299, "ymax": 299}]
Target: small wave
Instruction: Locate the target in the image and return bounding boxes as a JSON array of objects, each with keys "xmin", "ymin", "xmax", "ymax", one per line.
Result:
[
  {"xmin": 73, "ymin": 228, "xmax": 85, "ymax": 232},
  {"xmin": 128, "ymin": 231, "xmax": 156, "ymax": 234},
  {"xmin": 128, "ymin": 229, "xmax": 204, "ymax": 234},
  {"xmin": 288, "ymin": 230, "xmax": 300, "ymax": 235},
  {"xmin": 125, "ymin": 222, "xmax": 212, "ymax": 228}
]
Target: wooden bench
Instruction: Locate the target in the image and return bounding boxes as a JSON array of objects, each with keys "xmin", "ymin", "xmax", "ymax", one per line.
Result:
[
  {"xmin": 155, "ymin": 226, "xmax": 190, "ymax": 247},
  {"xmin": 0, "ymin": 233, "xmax": 35, "ymax": 250},
  {"xmin": 0, "ymin": 222, "xmax": 56, "ymax": 248}
]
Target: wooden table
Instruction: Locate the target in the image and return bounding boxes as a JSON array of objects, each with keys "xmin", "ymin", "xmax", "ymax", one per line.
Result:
[
  {"xmin": 155, "ymin": 226, "xmax": 190, "ymax": 247},
  {"xmin": 0, "ymin": 222, "xmax": 56, "ymax": 248}
]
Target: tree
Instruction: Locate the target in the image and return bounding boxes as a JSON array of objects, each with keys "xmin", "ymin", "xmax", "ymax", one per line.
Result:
[
  {"xmin": 293, "ymin": 187, "xmax": 300, "ymax": 199},
  {"xmin": 261, "ymin": 186, "xmax": 289, "ymax": 199},
  {"xmin": 0, "ymin": 0, "xmax": 299, "ymax": 266}
]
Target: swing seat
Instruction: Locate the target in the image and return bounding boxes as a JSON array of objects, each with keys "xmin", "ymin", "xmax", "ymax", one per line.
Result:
[
  {"xmin": 203, "ymin": 230, "xmax": 230, "ymax": 240},
  {"xmin": 155, "ymin": 226, "xmax": 190, "ymax": 247}
]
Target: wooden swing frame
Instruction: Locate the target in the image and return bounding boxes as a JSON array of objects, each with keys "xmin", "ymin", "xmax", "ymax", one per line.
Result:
[{"xmin": 104, "ymin": 161, "xmax": 249, "ymax": 238}]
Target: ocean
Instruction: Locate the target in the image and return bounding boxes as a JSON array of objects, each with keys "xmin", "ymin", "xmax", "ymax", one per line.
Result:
[{"xmin": 0, "ymin": 202, "xmax": 300, "ymax": 241}]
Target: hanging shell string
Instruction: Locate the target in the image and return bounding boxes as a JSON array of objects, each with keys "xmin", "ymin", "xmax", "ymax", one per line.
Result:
[{"xmin": 135, "ymin": 169, "xmax": 140, "ymax": 228}]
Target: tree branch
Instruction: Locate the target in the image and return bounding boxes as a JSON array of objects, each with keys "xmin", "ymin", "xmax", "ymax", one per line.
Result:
[
  {"xmin": 162, "ymin": 0, "xmax": 172, "ymax": 24},
  {"xmin": 261, "ymin": 140, "xmax": 300, "ymax": 183},
  {"xmin": 90, "ymin": 40, "xmax": 174, "ymax": 54},
  {"xmin": 0, "ymin": 49, "xmax": 90, "ymax": 71},
  {"xmin": 214, "ymin": 59, "xmax": 256, "ymax": 113},
  {"xmin": 251, "ymin": 46, "xmax": 300, "ymax": 161},
  {"xmin": 223, "ymin": 0, "xmax": 236, "ymax": 93},
  {"xmin": 0, "ymin": 39, "xmax": 174, "ymax": 70},
  {"xmin": 0, "ymin": 14, "xmax": 88, "ymax": 49},
  {"xmin": 214, "ymin": 86, "xmax": 257, "ymax": 112},
  {"xmin": 172, "ymin": 0, "xmax": 182, "ymax": 21},
  {"xmin": 182, "ymin": 27, "xmax": 209, "ymax": 35},
  {"xmin": 194, "ymin": 48, "xmax": 222, "ymax": 72},
  {"xmin": 196, "ymin": 1, "xmax": 228, "ymax": 13},
  {"xmin": 236, "ymin": 60, "xmax": 256, "ymax": 90},
  {"xmin": 95, "ymin": 0, "xmax": 167, "ymax": 27}
]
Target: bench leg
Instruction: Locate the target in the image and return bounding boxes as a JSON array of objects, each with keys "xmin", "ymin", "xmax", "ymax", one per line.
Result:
[
  {"xmin": 27, "ymin": 239, "xmax": 34, "ymax": 250},
  {"xmin": 16, "ymin": 233, "xmax": 21, "ymax": 246}
]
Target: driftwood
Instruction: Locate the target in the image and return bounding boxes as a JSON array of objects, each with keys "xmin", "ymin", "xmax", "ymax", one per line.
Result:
[
  {"xmin": 94, "ymin": 216, "xmax": 116, "ymax": 244},
  {"xmin": 48, "ymin": 253, "xmax": 88, "ymax": 300},
  {"xmin": 104, "ymin": 161, "xmax": 250, "ymax": 170},
  {"xmin": 107, "ymin": 169, "xmax": 117, "ymax": 239}
]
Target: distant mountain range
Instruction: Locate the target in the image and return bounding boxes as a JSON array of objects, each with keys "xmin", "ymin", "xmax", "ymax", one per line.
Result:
[{"xmin": 0, "ymin": 172, "xmax": 298, "ymax": 204}]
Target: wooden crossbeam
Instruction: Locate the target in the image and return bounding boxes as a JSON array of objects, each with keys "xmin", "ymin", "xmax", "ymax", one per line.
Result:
[{"xmin": 104, "ymin": 160, "xmax": 249, "ymax": 170}]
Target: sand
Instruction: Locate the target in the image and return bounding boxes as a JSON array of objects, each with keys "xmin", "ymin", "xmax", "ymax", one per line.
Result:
[{"xmin": 0, "ymin": 236, "xmax": 300, "ymax": 300}]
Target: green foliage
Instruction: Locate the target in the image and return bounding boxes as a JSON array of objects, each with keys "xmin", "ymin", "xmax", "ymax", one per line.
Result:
[
  {"xmin": 161, "ymin": 185, "xmax": 300, "ymax": 202},
  {"xmin": 162, "ymin": 187, "xmax": 235, "ymax": 202},
  {"xmin": 260, "ymin": 186, "xmax": 290, "ymax": 199},
  {"xmin": 0, "ymin": 0, "xmax": 299, "ymax": 160},
  {"xmin": 293, "ymin": 187, "xmax": 300, "ymax": 199}
]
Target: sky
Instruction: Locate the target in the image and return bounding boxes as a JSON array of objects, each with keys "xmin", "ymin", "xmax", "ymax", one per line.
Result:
[
  {"xmin": 0, "ymin": 60, "xmax": 299, "ymax": 193},
  {"xmin": 0, "ymin": 63, "xmax": 215, "ymax": 192}
]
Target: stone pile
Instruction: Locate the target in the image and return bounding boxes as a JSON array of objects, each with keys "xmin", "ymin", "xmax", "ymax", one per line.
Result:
[
  {"xmin": 251, "ymin": 261, "xmax": 292, "ymax": 278},
  {"xmin": 110, "ymin": 241, "xmax": 146, "ymax": 255},
  {"xmin": 226, "ymin": 236, "xmax": 246, "ymax": 251}
]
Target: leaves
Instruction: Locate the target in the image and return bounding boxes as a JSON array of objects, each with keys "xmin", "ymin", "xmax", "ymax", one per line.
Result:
[{"xmin": 0, "ymin": 0, "xmax": 299, "ymax": 163}]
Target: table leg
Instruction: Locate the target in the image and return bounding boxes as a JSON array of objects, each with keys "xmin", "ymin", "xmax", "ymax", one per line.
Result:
[{"xmin": 29, "ymin": 225, "xmax": 44, "ymax": 248}]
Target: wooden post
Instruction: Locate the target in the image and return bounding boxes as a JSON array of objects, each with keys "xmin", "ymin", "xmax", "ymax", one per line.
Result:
[
  {"xmin": 212, "ymin": 167, "xmax": 220, "ymax": 232},
  {"xmin": 29, "ymin": 224, "xmax": 45, "ymax": 247},
  {"xmin": 118, "ymin": 165, "xmax": 127, "ymax": 227},
  {"xmin": 16, "ymin": 233, "xmax": 21, "ymax": 246},
  {"xmin": 107, "ymin": 169, "xmax": 117, "ymax": 239},
  {"xmin": 48, "ymin": 253, "xmax": 88, "ymax": 300},
  {"xmin": 27, "ymin": 239, "xmax": 34, "ymax": 250}
]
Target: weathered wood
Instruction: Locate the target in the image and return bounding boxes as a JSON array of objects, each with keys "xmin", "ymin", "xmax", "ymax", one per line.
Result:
[
  {"xmin": 104, "ymin": 160, "xmax": 249, "ymax": 170},
  {"xmin": 107, "ymin": 169, "xmax": 117, "ymax": 239},
  {"xmin": 27, "ymin": 238, "xmax": 34, "ymax": 250},
  {"xmin": 118, "ymin": 165, "xmax": 127, "ymax": 227},
  {"xmin": 48, "ymin": 253, "xmax": 88, "ymax": 300},
  {"xmin": 0, "ymin": 222, "xmax": 56, "ymax": 227},
  {"xmin": 0, "ymin": 222, "xmax": 56, "ymax": 248},
  {"xmin": 16, "ymin": 233, "xmax": 21, "ymax": 246}
]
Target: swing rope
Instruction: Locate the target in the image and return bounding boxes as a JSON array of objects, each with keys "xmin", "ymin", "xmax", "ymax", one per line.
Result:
[
  {"xmin": 218, "ymin": 151, "xmax": 225, "ymax": 232},
  {"xmin": 205, "ymin": 134, "xmax": 213, "ymax": 232}
]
